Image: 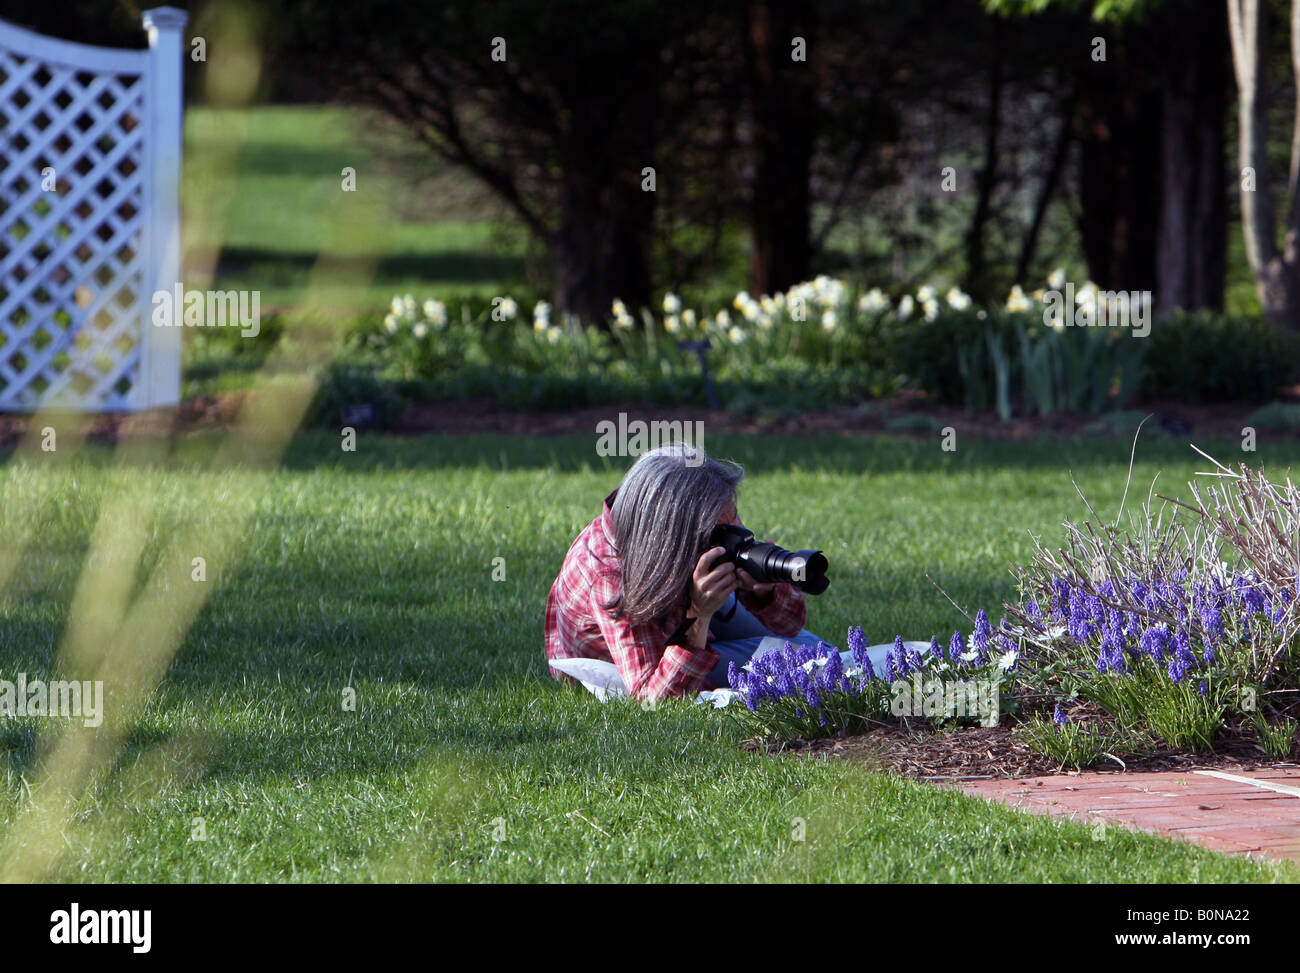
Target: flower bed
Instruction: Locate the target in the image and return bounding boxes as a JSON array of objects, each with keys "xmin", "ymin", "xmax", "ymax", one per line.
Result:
[{"xmin": 726, "ymin": 450, "xmax": 1300, "ymax": 771}]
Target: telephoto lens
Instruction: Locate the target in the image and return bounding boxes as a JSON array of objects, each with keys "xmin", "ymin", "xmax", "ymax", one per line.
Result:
[{"xmin": 708, "ymin": 524, "xmax": 830, "ymax": 595}]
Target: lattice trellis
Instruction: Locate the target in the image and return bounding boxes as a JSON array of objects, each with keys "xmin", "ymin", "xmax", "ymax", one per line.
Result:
[{"xmin": 0, "ymin": 9, "xmax": 187, "ymax": 412}]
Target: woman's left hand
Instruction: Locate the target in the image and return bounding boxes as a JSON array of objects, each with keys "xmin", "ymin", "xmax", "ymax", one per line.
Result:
[{"xmin": 735, "ymin": 567, "xmax": 776, "ymax": 605}]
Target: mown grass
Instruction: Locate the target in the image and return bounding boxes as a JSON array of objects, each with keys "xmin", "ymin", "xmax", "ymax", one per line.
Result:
[
  {"xmin": 0, "ymin": 432, "xmax": 1296, "ymax": 881},
  {"xmin": 183, "ymin": 105, "xmax": 528, "ymax": 310}
]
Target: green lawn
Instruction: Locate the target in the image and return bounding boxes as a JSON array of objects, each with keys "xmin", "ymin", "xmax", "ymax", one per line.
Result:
[
  {"xmin": 0, "ymin": 432, "xmax": 1296, "ymax": 882},
  {"xmin": 183, "ymin": 105, "xmax": 528, "ymax": 311}
]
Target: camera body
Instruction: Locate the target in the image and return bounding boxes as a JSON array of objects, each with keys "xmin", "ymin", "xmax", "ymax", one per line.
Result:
[{"xmin": 708, "ymin": 524, "xmax": 829, "ymax": 595}]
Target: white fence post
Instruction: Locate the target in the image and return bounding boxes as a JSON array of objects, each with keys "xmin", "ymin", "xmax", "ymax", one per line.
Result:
[{"xmin": 139, "ymin": 6, "xmax": 188, "ymax": 409}]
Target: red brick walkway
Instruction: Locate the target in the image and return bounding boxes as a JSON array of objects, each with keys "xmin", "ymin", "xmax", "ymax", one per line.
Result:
[{"xmin": 954, "ymin": 767, "xmax": 1300, "ymax": 861}]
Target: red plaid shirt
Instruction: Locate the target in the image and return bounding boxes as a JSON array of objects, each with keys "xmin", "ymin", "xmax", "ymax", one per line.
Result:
[{"xmin": 545, "ymin": 490, "xmax": 807, "ymax": 701}]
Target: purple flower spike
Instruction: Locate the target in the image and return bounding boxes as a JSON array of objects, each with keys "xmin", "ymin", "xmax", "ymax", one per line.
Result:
[
  {"xmin": 949, "ymin": 631, "xmax": 965, "ymax": 662},
  {"xmin": 1053, "ymin": 704, "xmax": 1068, "ymax": 727},
  {"xmin": 973, "ymin": 610, "xmax": 992, "ymax": 662}
]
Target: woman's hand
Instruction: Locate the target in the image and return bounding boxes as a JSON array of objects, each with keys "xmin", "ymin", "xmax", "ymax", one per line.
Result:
[
  {"xmin": 735, "ymin": 567, "xmax": 776, "ymax": 606},
  {"xmin": 690, "ymin": 546, "xmax": 738, "ymax": 620}
]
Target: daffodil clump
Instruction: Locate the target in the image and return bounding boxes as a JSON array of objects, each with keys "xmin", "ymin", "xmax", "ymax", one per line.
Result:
[{"xmin": 369, "ymin": 268, "xmax": 1144, "ymax": 414}]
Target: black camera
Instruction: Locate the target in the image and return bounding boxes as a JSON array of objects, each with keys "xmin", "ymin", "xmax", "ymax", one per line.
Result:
[{"xmin": 707, "ymin": 524, "xmax": 829, "ymax": 595}]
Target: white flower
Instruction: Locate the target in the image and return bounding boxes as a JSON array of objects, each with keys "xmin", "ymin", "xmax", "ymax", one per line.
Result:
[
  {"xmin": 615, "ymin": 312, "xmax": 635, "ymax": 329},
  {"xmin": 1047, "ymin": 267, "xmax": 1067, "ymax": 290},
  {"xmin": 682, "ymin": 309, "xmax": 697, "ymax": 329},
  {"xmin": 922, "ymin": 298, "xmax": 940, "ymax": 322},
  {"xmin": 897, "ymin": 294, "xmax": 914, "ymax": 320},
  {"xmin": 424, "ymin": 299, "xmax": 447, "ymax": 328},
  {"xmin": 532, "ymin": 300, "xmax": 551, "ymax": 332},
  {"xmin": 757, "ymin": 314, "xmax": 773, "ymax": 330},
  {"xmin": 821, "ymin": 309, "xmax": 838, "ymax": 331},
  {"xmin": 612, "ymin": 299, "xmax": 628, "ymax": 317},
  {"xmin": 997, "ymin": 647, "xmax": 1019, "ymax": 671},
  {"xmin": 760, "ymin": 295, "xmax": 778, "ymax": 315},
  {"xmin": 917, "ymin": 284, "xmax": 937, "ymax": 304},
  {"xmin": 945, "ymin": 286, "xmax": 971, "ymax": 311},
  {"xmin": 715, "ymin": 309, "xmax": 731, "ymax": 327},
  {"xmin": 858, "ymin": 287, "xmax": 890, "ymax": 313},
  {"xmin": 412, "ymin": 322, "xmax": 428, "ymax": 339},
  {"xmin": 728, "ymin": 325, "xmax": 747, "ymax": 344},
  {"xmin": 546, "ymin": 325, "xmax": 562, "ymax": 344},
  {"xmin": 497, "ymin": 297, "xmax": 518, "ymax": 320},
  {"xmin": 390, "ymin": 296, "xmax": 404, "ymax": 317},
  {"xmin": 383, "ymin": 313, "xmax": 399, "ymax": 334},
  {"xmin": 402, "ymin": 294, "xmax": 417, "ymax": 318},
  {"xmin": 1005, "ymin": 285, "xmax": 1031, "ymax": 313},
  {"xmin": 664, "ymin": 314, "xmax": 681, "ymax": 334},
  {"xmin": 662, "ymin": 293, "xmax": 682, "ymax": 315}
]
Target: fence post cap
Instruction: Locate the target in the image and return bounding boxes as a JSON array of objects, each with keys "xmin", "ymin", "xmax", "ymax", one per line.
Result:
[{"xmin": 142, "ymin": 7, "xmax": 189, "ymax": 31}]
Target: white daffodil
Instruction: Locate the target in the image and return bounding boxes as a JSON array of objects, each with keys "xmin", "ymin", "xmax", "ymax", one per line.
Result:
[
  {"xmin": 728, "ymin": 325, "xmax": 747, "ymax": 344},
  {"xmin": 425, "ymin": 300, "xmax": 447, "ymax": 328},
  {"xmin": 546, "ymin": 325, "xmax": 562, "ymax": 344},
  {"xmin": 662, "ymin": 292, "xmax": 682, "ymax": 315},
  {"xmin": 858, "ymin": 287, "xmax": 890, "ymax": 313},
  {"xmin": 497, "ymin": 297, "xmax": 518, "ymax": 320},
  {"xmin": 1047, "ymin": 267, "xmax": 1067, "ymax": 290},
  {"xmin": 715, "ymin": 309, "xmax": 731, "ymax": 327},
  {"xmin": 383, "ymin": 313, "xmax": 399, "ymax": 334},
  {"xmin": 897, "ymin": 294, "xmax": 914, "ymax": 320},
  {"xmin": 946, "ymin": 286, "xmax": 971, "ymax": 310},
  {"xmin": 402, "ymin": 294, "xmax": 417, "ymax": 317},
  {"xmin": 733, "ymin": 291, "xmax": 751, "ymax": 310},
  {"xmin": 1005, "ymin": 284, "xmax": 1031, "ymax": 313},
  {"xmin": 612, "ymin": 299, "xmax": 627, "ymax": 318},
  {"xmin": 390, "ymin": 296, "xmax": 404, "ymax": 317},
  {"xmin": 917, "ymin": 284, "xmax": 937, "ymax": 304},
  {"xmin": 760, "ymin": 295, "xmax": 778, "ymax": 316},
  {"xmin": 615, "ymin": 312, "xmax": 635, "ymax": 329},
  {"xmin": 682, "ymin": 309, "xmax": 697, "ymax": 329},
  {"xmin": 922, "ymin": 298, "xmax": 940, "ymax": 322},
  {"xmin": 757, "ymin": 314, "xmax": 774, "ymax": 330},
  {"xmin": 664, "ymin": 314, "xmax": 681, "ymax": 333},
  {"xmin": 821, "ymin": 309, "xmax": 838, "ymax": 331},
  {"xmin": 412, "ymin": 322, "xmax": 428, "ymax": 339}
]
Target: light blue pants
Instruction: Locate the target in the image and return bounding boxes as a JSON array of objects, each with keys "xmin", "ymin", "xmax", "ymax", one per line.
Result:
[{"xmin": 704, "ymin": 592, "xmax": 828, "ymax": 689}]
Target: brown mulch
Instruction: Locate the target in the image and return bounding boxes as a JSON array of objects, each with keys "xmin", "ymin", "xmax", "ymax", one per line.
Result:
[
  {"xmin": 753, "ymin": 719, "xmax": 1299, "ymax": 782},
  {"xmin": 392, "ymin": 393, "xmax": 1300, "ymax": 442},
  {"xmin": 3, "ymin": 390, "xmax": 1298, "ymax": 447}
]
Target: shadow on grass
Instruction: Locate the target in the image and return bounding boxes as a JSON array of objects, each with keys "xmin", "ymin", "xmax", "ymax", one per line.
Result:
[
  {"xmin": 277, "ymin": 430, "xmax": 1300, "ymax": 476},
  {"xmin": 215, "ymin": 246, "xmax": 525, "ymax": 290}
]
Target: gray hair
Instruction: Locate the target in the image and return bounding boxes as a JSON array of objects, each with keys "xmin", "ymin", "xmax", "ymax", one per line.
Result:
[{"xmin": 606, "ymin": 443, "xmax": 744, "ymax": 625}]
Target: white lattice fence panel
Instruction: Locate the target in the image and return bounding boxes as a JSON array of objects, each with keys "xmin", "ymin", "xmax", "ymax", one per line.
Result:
[{"xmin": 0, "ymin": 9, "xmax": 187, "ymax": 412}]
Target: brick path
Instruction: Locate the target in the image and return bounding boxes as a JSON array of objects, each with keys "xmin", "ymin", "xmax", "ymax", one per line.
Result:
[{"xmin": 954, "ymin": 767, "xmax": 1300, "ymax": 861}]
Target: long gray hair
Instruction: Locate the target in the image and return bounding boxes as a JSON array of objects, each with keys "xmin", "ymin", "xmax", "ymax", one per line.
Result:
[{"xmin": 605, "ymin": 443, "xmax": 744, "ymax": 625}]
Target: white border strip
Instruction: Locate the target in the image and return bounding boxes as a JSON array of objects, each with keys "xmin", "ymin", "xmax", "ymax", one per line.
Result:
[{"xmin": 1193, "ymin": 769, "xmax": 1300, "ymax": 798}]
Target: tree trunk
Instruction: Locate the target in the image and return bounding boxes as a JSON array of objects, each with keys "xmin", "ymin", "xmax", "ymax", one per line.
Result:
[
  {"xmin": 1075, "ymin": 79, "xmax": 1161, "ymax": 293},
  {"xmin": 964, "ymin": 43, "xmax": 1004, "ymax": 300},
  {"xmin": 1156, "ymin": 0, "xmax": 1227, "ymax": 314},
  {"xmin": 552, "ymin": 164, "xmax": 655, "ymax": 323},
  {"xmin": 744, "ymin": 0, "xmax": 816, "ymax": 296},
  {"xmin": 1016, "ymin": 92, "xmax": 1074, "ymax": 285},
  {"xmin": 1227, "ymin": 0, "xmax": 1300, "ymax": 327}
]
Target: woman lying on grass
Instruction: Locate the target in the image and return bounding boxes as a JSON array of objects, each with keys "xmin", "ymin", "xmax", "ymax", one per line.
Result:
[{"xmin": 545, "ymin": 443, "xmax": 826, "ymax": 701}]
